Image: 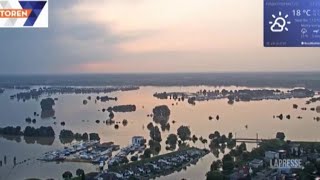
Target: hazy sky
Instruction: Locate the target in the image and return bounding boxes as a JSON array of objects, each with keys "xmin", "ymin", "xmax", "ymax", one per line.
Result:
[{"xmin": 1, "ymin": 0, "xmax": 320, "ymax": 74}]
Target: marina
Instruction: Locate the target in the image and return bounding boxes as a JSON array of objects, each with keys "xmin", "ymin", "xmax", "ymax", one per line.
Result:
[{"xmin": 39, "ymin": 140, "xmax": 119, "ymax": 165}]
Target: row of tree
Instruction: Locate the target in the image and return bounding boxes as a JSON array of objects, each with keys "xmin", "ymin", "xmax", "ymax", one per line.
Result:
[
  {"xmin": 106, "ymin": 105, "xmax": 137, "ymax": 112},
  {"xmin": 62, "ymin": 169, "xmax": 85, "ymax": 180},
  {"xmin": 0, "ymin": 126, "xmax": 55, "ymax": 137},
  {"xmin": 59, "ymin": 129, "xmax": 100, "ymax": 144}
]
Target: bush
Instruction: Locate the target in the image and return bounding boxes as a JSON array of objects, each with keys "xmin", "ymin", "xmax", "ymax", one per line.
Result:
[
  {"xmin": 131, "ymin": 156, "xmax": 138, "ymax": 161},
  {"xmin": 40, "ymin": 98, "xmax": 55, "ymax": 111},
  {"xmin": 89, "ymin": 133, "xmax": 100, "ymax": 141}
]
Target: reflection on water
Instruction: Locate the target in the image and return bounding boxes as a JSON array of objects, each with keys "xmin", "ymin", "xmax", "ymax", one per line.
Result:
[
  {"xmin": 0, "ymin": 86, "xmax": 319, "ymax": 180},
  {"xmin": 0, "ymin": 135, "xmax": 55, "ymax": 146},
  {"xmin": 152, "ymin": 105, "xmax": 171, "ymax": 132},
  {"xmin": 24, "ymin": 136, "xmax": 55, "ymax": 146},
  {"xmin": 0, "ymin": 135, "xmax": 22, "ymax": 143},
  {"xmin": 41, "ymin": 110, "xmax": 55, "ymax": 119}
]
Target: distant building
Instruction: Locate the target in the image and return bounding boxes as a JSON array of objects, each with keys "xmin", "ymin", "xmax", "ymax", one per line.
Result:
[
  {"xmin": 289, "ymin": 144, "xmax": 303, "ymax": 156},
  {"xmin": 265, "ymin": 151, "xmax": 279, "ymax": 161},
  {"xmin": 249, "ymin": 159, "xmax": 263, "ymax": 168},
  {"xmin": 132, "ymin": 136, "xmax": 145, "ymax": 146}
]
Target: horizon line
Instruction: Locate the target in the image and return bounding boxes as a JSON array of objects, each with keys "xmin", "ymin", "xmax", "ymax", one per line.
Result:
[{"xmin": 1, "ymin": 71, "xmax": 320, "ymax": 76}]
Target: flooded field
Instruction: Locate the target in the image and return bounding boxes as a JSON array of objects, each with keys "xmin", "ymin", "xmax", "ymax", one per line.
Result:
[{"xmin": 0, "ymin": 86, "xmax": 319, "ymax": 180}]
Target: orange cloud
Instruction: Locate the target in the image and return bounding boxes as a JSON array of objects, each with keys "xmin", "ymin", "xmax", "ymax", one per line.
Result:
[
  {"xmin": 68, "ymin": 0, "xmax": 262, "ymax": 53},
  {"xmin": 59, "ymin": 0, "xmax": 320, "ymax": 73}
]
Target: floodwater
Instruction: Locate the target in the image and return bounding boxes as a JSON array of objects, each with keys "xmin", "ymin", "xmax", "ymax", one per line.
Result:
[{"xmin": 0, "ymin": 86, "xmax": 319, "ymax": 180}]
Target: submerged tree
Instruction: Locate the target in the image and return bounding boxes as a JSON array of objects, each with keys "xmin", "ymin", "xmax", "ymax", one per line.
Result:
[
  {"xmin": 40, "ymin": 98, "xmax": 55, "ymax": 111},
  {"xmin": 177, "ymin": 126, "xmax": 191, "ymax": 142},
  {"xmin": 166, "ymin": 134, "xmax": 178, "ymax": 150},
  {"xmin": 152, "ymin": 105, "xmax": 171, "ymax": 131},
  {"xmin": 276, "ymin": 132, "xmax": 286, "ymax": 141},
  {"xmin": 222, "ymin": 154, "xmax": 234, "ymax": 175},
  {"xmin": 210, "ymin": 160, "xmax": 222, "ymax": 171},
  {"xmin": 109, "ymin": 111, "xmax": 115, "ymax": 120},
  {"xmin": 62, "ymin": 171, "xmax": 73, "ymax": 180},
  {"xmin": 206, "ymin": 170, "xmax": 224, "ymax": 180},
  {"xmin": 149, "ymin": 126, "xmax": 162, "ymax": 142},
  {"xmin": 143, "ymin": 148, "xmax": 152, "ymax": 158},
  {"xmin": 76, "ymin": 169, "xmax": 85, "ymax": 179},
  {"xmin": 149, "ymin": 139, "xmax": 161, "ymax": 155}
]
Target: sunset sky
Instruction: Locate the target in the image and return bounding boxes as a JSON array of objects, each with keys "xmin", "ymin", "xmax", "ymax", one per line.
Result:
[{"xmin": 1, "ymin": 0, "xmax": 320, "ymax": 74}]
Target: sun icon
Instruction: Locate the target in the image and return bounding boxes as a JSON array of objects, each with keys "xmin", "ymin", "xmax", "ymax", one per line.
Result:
[{"xmin": 269, "ymin": 11, "xmax": 291, "ymax": 32}]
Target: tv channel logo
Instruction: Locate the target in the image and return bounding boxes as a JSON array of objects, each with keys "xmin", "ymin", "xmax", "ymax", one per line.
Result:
[{"xmin": 0, "ymin": 0, "xmax": 48, "ymax": 28}]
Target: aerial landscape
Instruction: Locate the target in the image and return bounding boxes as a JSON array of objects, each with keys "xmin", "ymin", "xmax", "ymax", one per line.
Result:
[
  {"xmin": 0, "ymin": 73, "xmax": 320, "ymax": 180},
  {"xmin": 1, "ymin": 0, "xmax": 320, "ymax": 180}
]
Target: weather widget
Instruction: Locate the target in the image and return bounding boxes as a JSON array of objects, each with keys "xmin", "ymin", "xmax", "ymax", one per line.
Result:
[{"xmin": 264, "ymin": 0, "xmax": 320, "ymax": 47}]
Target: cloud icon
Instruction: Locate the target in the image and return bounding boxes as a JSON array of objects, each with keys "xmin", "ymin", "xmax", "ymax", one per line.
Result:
[
  {"xmin": 269, "ymin": 12, "xmax": 291, "ymax": 32},
  {"xmin": 271, "ymin": 22, "xmax": 284, "ymax": 32}
]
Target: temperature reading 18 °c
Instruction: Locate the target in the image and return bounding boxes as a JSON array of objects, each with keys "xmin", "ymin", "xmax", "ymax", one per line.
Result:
[
  {"xmin": 292, "ymin": 9, "xmax": 311, "ymax": 17},
  {"xmin": 264, "ymin": 0, "xmax": 320, "ymax": 47}
]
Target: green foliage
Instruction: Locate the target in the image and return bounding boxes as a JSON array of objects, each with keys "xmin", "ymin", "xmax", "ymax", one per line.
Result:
[
  {"xmin": 152, "ymin": 105, "xmax": 171, "ymax": 124},
  {"xmin": 220, "ymin": 135, "xmax": 227, "ymax": 144},
  {"xmin": 201, "ymin": 138, "xmax": 208, "ymax": 144},
  {"xmin": 209, "ymin": 138, "xmax": 220, "ymax": 149},
  {"xmin": 192, "ymin": 135, "xmax": 198, "ymax": 143},
  {"xmin": 152, "ymin": 105, "xmax": 171, "ymax": 117},
  {"xmin": 206, "ymin": 170, "xmax": 224, "ymax": 180},
  {"xmin": 304, "ymin": 163, "xmax": 316, "ymax": 175},
  {"xmin": 209, "ymin": 134, "xmax": 215, "ymax": 139},
  {"xmin": 62, "ymin": 171, "xmax": 73, "ymax": 180},
  {"xmin": 149, "ymin": 139, "xmax": 161, "ymax": 155},
  {"xmin": 316, "ymin": 161, "xmax": 320, "ymax": 172},
  {"xmin": 166, "ymin": 134, "xmax": 178, "ymax": 147},
  {"xmin": 89, "ymin": 133, "xmax": 100, "ymax": 141},
  {"xmin": 222, "ymin": 154, "xmax": 234, "ymax": 174},
  {"xmin": 259, "ymin": 139, "xmax": 284, "ymax": 151},
  {"xmin": 227, "ymin": 139, "xmax": 236, "ymax": 149},
  {"xmin": 24, "ymin": 126, "xmax": 55, "ymax": 137},
  {"xmin": 143, "ymin": 148, "xmax": 152, "ymax": 158},
  {"xmin": 0, "ymin": 126, "xmax": 22, "ymax": 136},
  {"xmin": 210, "ymin": 160, "xmax": 222, "ymax": 171},
  {"xmin": 109, "ymin": 111, "xmax": 115, "ymax": 119},
  {"xmin": 177, "ymin": 126, "xmax": 191, "ymax": 142},
  {"xmin": 276, "ymin": 132, "xmax": 285, "ymax": 140},
  {"xmin": 131, "ymin": 156, "xmax": 138, "ymax": 161},
  {"xmin": 76, "ymin": 169, "xmax": 84, "ymax": 177},
  {"xmin": 238, "ymin": 142, "xmax": 247, "ymax": 152},
  {"xmin": 149, "ymin": 126, "xmax": 162, "ymax": 142},
  {"xmin": 147, "ymin": 122, "xmax": 154, "ymax": 130},
  {"xmin": 40, "ymin": 98, "xmax": 55, "ymax": 111}
]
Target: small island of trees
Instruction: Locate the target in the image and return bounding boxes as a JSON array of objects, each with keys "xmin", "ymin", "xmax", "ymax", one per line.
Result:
[
  {"xmin": 40, "ymin": 98, "xmax": 55, "ymax": 111},
  {"xmin": 0, "ymin": 126, "xmax": 55, "ymax": 145},
  {"xmin": 40, "ymin": 98, "xmax": 55, "ymax": 118},
  {"xmin": 152, "ymin": 105, "xmax": 171, "ymax": 131},
  {"xmin": 99, "ymin": 95, "xmax": 117, "ymax": 102},
  {"xmin": 59, "ymin": 129, "xmax": 100, "ymax": 144},
  {"xmin": 106, "ymin": 105, "xmax": 136, "ymax": 113},
  {"xmin": 0, "ymin": 126, "xmax": 55, "ymax": 138}
]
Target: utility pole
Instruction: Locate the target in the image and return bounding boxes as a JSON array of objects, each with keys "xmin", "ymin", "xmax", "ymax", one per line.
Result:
[{"xmin": 256, "ymin": 133, "xmax": 259, "ymax": 148}]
